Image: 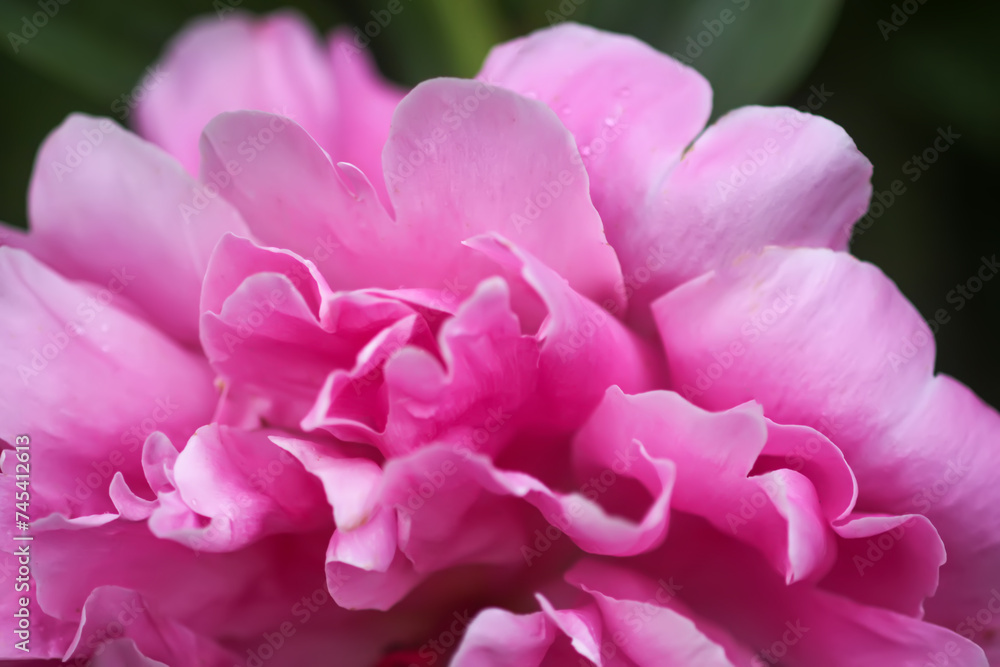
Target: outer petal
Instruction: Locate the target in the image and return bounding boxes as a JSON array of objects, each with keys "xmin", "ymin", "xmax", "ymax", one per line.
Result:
[
  {"xmin": 136, "ymin": 11, "xmax": 337, "ymax": 175},
  {"xmin": 653, "ymin": 246, "xmax": 1000, "ymax": 648},
  {"xmin": 0, "ymin": 248, "xmax": 216, "ymax": 517},
  {"xmin": 615, "ymin": 105, "xmax": 871, "ymax": 323},
  {"xmin": 199, "ymin": 78, "xmax": 624, "ymax": 310},
  {"xmin": 30, "ymin": 512, "xmax": 331, "ymax": 646},
  {"xmin": 381, "ymin": 77, "xmax": 623, "ymax": 311},
  {"xmin": 479, "ymin": 24, "xmax": 871, "ymax": 326},
  {"xmin": 25, "ymin": 114, "xmax": 248, "ymax": 344},
  {"xmin": 478, "ymin": 23, "xmax": 711, "ymax": 244},
  {"xmin": 328, "ymin": 29, "xmax": 407, "ymax": 209}
]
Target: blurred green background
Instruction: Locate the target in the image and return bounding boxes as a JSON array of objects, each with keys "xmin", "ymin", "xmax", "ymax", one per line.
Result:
[{"xmin": 1, "ymin": 0, "xmax": 997, "ymax": 405}]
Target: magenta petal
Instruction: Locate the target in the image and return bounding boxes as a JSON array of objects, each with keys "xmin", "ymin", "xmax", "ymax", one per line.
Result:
[
  {"xmin": 576, "ymin": 387, "xmax": 834, "ymax": 583},
  {"xmin": 62, "ymin": 586, "xmax": 236, "ymax": 665},
  {"xmin": 823, "ymin": 513, "xmax": 945, "ymax": 618}
]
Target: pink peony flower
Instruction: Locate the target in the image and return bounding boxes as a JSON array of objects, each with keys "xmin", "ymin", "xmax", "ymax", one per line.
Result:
[{"xmin": 2, "ymin": 11, "xmax": 998, "ymax": 666}]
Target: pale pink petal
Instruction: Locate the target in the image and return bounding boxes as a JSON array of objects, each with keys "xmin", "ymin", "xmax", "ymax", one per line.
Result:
[
  {"xmin": 25, "ymin": 115, "xmax": 248, "ymax": 344},
  {"xmin": 201, "ymin": 234, "xmax": 424, "ymax": 430},
  {"xmin": 653, "ymin": 246, "xmax": 1000, "ymax": 643},
  {"xmin": 616, "ymin": 106, "xmax": 870, "ymax": 325},
  {"xmin": 147, "ymin": 425, "xmax": 329, "ymax": 551},
  {"xmin": 479, "ymin": 24, "xmax": 710, "ymax": 271},
  {"xmin": 468, "ymin": 235, "xmax": 663, "ymax": 430},
  {"xmin": 0, "ymin": 248, "xmax": 217, "ymax": 517},
  {"xmin": 136, "ymin": 11, "xmax": 337, "ymax": 175},
  {"xmin": 308, "ymin": 277, "xmax": 538, "ymax": 458},
  {"xmin": 200, "ymin": 78, "xmax": 624, "ymax": 309},
  {"xmin": 328, "ymin": 29, "xmax": 407, "ymax": 209},
  {"xmin": 480, "ymin": 25, "xmax": 872, "ymax": 328},
  {"xmin": 450, "ymin": 608, "xmax": 555, "ymax": 667}
]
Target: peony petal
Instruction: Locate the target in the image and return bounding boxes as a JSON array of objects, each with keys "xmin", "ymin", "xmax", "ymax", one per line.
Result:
[
  {"xmin": 450, "ymin": 608, "xmax": 555, "ymax": 667},
  {"xmin": 823, "ymin": 513, "xmax": 945, "ymax": 618},
  {"xmin": 382, "ymin": 77, "xmax": 623, "ymax": 311},
  {"xmin": 271, "ymin": 436, "xmax": 382, "ymax": 531},
  {"xmin": 308, "ymin": 276, "xmax": 537, "ymax": 458},
  {"xmin": 575, "ymin": 387, "xmax": 834, "ymax": 583},
  {"xmin": 31, "ymin": 512, "xmax": 332, "ymax": 644},
  {"xmin": 201, "ymin": 234, "xmax": 424, "ymax": 430},
  {"xmin": 0, "ymin": 248, "xmax": 217, "ymax": 517},
  {"xmin": 760, "ymin": 420, "xmax": 858, "ymax": 522},
  {"xmin": 611, "ymin": 105, "xmax": 871, "ymax": 324},
  {"xmin": 324, "ymin": 507, "xmax": 424, "ymax": 611},
  {"xmin": 653, "ymin": 246, "xmax": 1000, "ymax": 646},
  {"xmin": 62, "ymin": 586, "xmax": 236, "ymax": 666},
  {"xmin": 653, "ymin": 247, "xmax": 933, "ymax": 474},
  {"xmin": 200, "ymin": 78, "xmax": 625, "ymax": 310},
  {"xmin": 468, "ymin": 235, "xmax": 663, "ymax": 429},
  {"xmin": 480, "ymin": 25, "xmax": 872, "ymax": 328},
  {"xmin": 147, "ymin": 426, "xmax": 329, "ymax": 552},
  {"xmin": 630, "ymin": 515, "xmax": 988, "ymax": 666},
  {"xmin": 327, "ymin": 29, "xmax": 407, "ymax": 210},
  {"xmin": 136, "ymin": 11, "xmax": 337, "ymax": 175},
  {"xmin": 26, "ymin": 115, "xmax": 249, "ymax": 344},
  {"xmin": 479, "ymin": 25, "xmax": 710, "ymax": 276}
]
